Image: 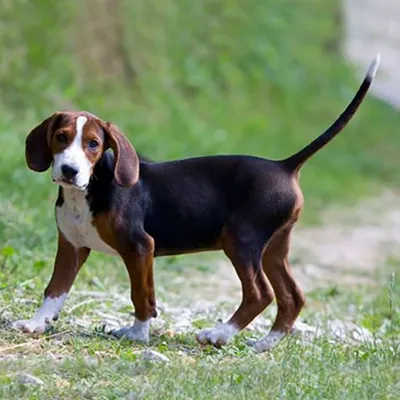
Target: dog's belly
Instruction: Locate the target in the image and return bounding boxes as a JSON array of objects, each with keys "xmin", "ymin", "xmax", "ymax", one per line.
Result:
[
  {"xmin": 147, "ymin": 216, "xmax": 223, "ymax": 256},
  {"xmin": 152, "ymin": 233, "xmax": 220, "ymax": 256},
  {"xmin": 56, "ymin": 195, "xmax": 117, "ymax": 256}
]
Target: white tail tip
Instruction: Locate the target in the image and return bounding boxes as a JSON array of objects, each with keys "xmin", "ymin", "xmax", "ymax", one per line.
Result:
[{"xmin": 367, "ymin": 53, "xmax": 381, "ymax": 79}]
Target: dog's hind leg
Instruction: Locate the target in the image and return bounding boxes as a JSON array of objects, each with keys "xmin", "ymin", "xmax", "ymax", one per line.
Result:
[
  {"xmin": 196, "ymin": 220, "xmax": 277, "ymax": 347},
  {"xmin": 253, "ymin": 224, "xmax": 305, "ymax": 352}
]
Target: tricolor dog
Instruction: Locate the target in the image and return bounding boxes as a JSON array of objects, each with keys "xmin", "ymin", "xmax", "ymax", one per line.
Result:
[{"xmin": 12, "ymin": 56, "xmax": 379, "ymax": 352}]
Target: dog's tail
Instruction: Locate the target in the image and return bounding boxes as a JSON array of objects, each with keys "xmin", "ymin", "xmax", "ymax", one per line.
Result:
[{"xmin": 282, "ymin": 54, "xmax": 380, "ymax": 171}]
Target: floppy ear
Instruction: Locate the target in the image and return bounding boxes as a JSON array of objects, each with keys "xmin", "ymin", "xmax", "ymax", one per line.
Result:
[
  {"xmin": 25, "ymin": 113, "xmax": 61, "ymax": 172},
  {"xmin": 100, "ymin": 121, "xmax": 139, "ymax": 187}
]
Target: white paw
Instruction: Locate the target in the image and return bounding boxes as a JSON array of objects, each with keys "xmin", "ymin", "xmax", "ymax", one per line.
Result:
[
  {"xmin": 10, "ymin": 295, "xmax": 66, "ymax": 334},
  {"xmin": 252, "ymin": 331, "xmax": 285, "ymax": 353},
  {"xmin": 11, "ymin": 319, "xmax": 48, "ymax": 334},
  {"xmin": 112, "ymin": 319, "xmax": 150, "ymax": 344},
  {"xmin": 196, "ymin": 323, "xmax": 238, "ymax": 348}
]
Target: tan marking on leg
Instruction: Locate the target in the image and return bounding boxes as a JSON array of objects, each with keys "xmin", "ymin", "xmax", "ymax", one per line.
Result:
[
  {"xmin": 12, "ymin": 230, "xmax": 90, "ymax": 333},
  {"xmin": 45, "ymin": 231, "xmax": 90, "ymax": 297},
  {"xmin": 197, "ymin": 231, "xmax": 274, "ymax": 347},
  {"xmin": 112, "ymin": 233, "xmax": 156, "ymax": 343},
  {"xmin": 91, "ymin": 212, "xmax": 119, "ymax": 250},
  {"xmin": 254, "ymin": 225, "xmax": 305, "ymax": 352}
]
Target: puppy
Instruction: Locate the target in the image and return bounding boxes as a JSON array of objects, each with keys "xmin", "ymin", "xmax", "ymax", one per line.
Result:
[{"xmin": 12, "ymin": 56, "xmax": 379, "ymax": 351}]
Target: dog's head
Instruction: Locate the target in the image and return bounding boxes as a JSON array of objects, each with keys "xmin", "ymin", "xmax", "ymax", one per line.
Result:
[{"xmin": 25, "ymin": 111, "xmax": 139, "ymax": 190}]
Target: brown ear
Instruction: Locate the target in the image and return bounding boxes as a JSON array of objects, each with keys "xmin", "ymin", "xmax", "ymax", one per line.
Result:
[
  {"xmin": 100, "ymin": 121, "xmax": 139, "ymax": 187},
  {"xmin": 25, "ymin": 113, "xmax": 61, "ymax": 171}
]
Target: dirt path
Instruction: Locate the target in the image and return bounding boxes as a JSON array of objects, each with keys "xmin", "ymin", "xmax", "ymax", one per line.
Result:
[
  {"xmin": 344, "ymin": 0, "xmax": 400, "ymax": 108},
  {"xmin": 292, "ymin": 191, "xmax": 400, "ymax": 290}
]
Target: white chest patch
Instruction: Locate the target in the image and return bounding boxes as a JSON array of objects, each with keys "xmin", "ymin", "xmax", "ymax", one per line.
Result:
[{"xmin": 56, "ymin": 188, "xmax": 117, "ymax": 255}]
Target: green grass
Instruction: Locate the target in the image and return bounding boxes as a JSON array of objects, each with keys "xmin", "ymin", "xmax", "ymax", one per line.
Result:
[
  {"xmin": 0, "ymin": 267, "xmax": 399, "ymax": 399},
  {"xmin": 1, "ymin": 0, "xmax": 400, "ymax": 399},
  {"xmin": 1, "ymin": 344, "xmax": 398, "ymax": 399}
]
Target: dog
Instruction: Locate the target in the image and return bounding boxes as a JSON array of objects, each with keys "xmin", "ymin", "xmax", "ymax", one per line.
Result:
[{"xmin": 12, "ymin": 55, "xmax": 379, "ymax": 352}]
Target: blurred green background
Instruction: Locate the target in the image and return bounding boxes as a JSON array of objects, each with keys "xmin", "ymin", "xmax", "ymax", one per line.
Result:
[{"xmin": 0, "ymin": 0, "xmax": 399, "ymax": 238}]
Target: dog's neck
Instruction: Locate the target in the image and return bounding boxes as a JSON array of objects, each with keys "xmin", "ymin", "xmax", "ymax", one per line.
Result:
[
  {"xmin": 62, "ymin": 187, "xmax": 87, "ymax": 205},
  {"xmin": 58, "ymin": 187, "xmax": 90, "ymax": 224}
]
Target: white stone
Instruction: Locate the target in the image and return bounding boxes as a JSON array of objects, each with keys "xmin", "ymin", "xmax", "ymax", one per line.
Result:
[
  {"xmin": 141, "ymin": 350, "xmax": 170, "ymax": 363},
  {"xmin": 15, "ymin": 373, "xmax": 44, "ymax": 386}
]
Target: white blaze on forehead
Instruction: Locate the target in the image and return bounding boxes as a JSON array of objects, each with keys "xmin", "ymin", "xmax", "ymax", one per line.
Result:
[
  {"xmin": 76, "ymin": 115, "xmax": 87, "ymax": 140},
  {"xmin": 52, "ymin": 115, "xmax": 92, "ymax": 189}
]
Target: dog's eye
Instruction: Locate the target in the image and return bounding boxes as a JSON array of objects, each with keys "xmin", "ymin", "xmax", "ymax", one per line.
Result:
[
  {"xmin": 56, "ymin": 133, "xmax": 67, "ymax": 143},
  {"xmin": 88, "ymin": 139, "xmax": 99, "ymax": 149}
]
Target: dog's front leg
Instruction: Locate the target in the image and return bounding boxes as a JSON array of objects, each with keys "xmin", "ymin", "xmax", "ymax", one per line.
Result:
[
  {"xmin": 12, "ymin": 231, "xmax": 90, "ymax": 333},
  {"xmin": 112, "ymin": 234, "xmax": 156, "ymax": 344}
]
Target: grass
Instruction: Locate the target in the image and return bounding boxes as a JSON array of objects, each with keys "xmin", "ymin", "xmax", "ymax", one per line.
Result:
[
  {"xmin": 0, "ymin": 266, "xmax": 399, "ymax": 399},
  {"xmin": 0, "ymin": 0, "xmax": 400, "ymax": 398},
  {"xmin": 0, "ymin": 345, "xmax": 398, "ymax": 399}
]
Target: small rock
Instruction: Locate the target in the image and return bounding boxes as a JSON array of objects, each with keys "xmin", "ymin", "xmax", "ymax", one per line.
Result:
[
  {"xmin": 126, "ymin": 392, "xmax": 138, "ymax": 400},
  {"xmin": 291, "ymin": 321, "xmax": 322, "ymax": 342},
  {"xmin": 15, "ymin": 373, "xmax": 44, "ymax": 386},
  {"xmin": 327, "ymin": 319, "xmax": 375, "ymax": 344},
  {"xmin": 141, "ymin": 349, "xmax": 170, "ymax": 363},
  {"xmin": 14, "ymin": 298, "xmax": 37, "ymax": 305}
]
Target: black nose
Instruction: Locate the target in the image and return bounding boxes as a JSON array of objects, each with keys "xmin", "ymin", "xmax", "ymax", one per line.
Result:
[{"xmin": 61, "ymin": 164, "xmax": 78, "ymax": 180}]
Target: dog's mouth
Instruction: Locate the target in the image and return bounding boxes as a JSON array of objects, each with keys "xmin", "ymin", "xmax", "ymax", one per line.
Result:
[{"xmin": 53, "ymin": 179, "xmax": 88, "ymax": 191}]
